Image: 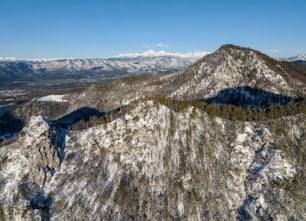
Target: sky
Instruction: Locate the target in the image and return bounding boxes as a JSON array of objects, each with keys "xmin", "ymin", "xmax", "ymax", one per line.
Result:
[{"xmin": 0, "ymin": 0, "xmax": 305, "ymax": 59}]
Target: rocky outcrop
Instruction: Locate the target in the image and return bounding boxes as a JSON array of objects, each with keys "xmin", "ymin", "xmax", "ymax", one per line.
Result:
[
  {"xmin": 20, "ymin": 116, "xmax": 66, "ymax": 186},
  {"xmin": 0, "ymin": 101, "xmax": 304, "ymax": 220}
]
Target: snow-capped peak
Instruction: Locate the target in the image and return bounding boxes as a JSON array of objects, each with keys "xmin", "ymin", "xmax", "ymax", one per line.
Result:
[
  {"xmin": 112, "ymin": 50, "xmax": 210, "ymax": 60},
  {"xmin": 295, "ymin": 53, "xmax": 306, "ymax": 60},
  {"xmin": 283, "ymin": 53, "xmax": 306, "ymax": 62}
]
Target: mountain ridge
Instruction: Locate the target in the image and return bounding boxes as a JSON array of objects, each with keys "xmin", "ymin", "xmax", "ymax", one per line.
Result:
[
  {"xmin": 0, "ymin": 52, "xmax": 208, "ymax": 84},
  {"xmin": 0, "ymin": 50, "xmax": 208, "ymax": 74}
]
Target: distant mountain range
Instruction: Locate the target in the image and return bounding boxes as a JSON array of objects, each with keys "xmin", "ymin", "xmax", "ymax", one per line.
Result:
[
  {"xmin": 281, "ymin": 53, "xmax": 306, "ymax": 66},
  {"xmin": 0, "ymin": 50, "xmax": 209, "ymax": 83},
  {"xmin": 283, "ymin": 53, "xmax": 306, "ymax": 62},
  {"xmin": 2, "ymin": 51, "xmax": 306, "ymax": 84}
]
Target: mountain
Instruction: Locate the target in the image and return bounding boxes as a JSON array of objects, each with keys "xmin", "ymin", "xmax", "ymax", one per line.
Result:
[
  {"xmin": 0, "ymin": 51, "xmax": 209, "ymax": 84},
  {"xmin": 30, "ymin": 55, "xmax": 194, "ymax": 73},
  {"xmin": 282, "ymin": 53, "xmax": 306, "ymax": 66},
  {"xmin": 284, "ymin": 53, "xmax": 306, "ymax": 62},
  {"xmin": 0, "ymin": 45, "xmax": 305, "ymax": 220},
  {"xmin": 0, "ymin": 61, "xmax": 34, "ymax": 82},
  {"xmin": 165, "ymin": 45, "xmax": 306, "ymax": 101}
]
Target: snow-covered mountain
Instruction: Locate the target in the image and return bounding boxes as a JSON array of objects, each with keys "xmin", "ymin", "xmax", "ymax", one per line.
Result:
[
  {"xmin": 0, "ymin": 50, "xmax": 209, "ymax": 74},
  {"xmin": 283, "ymin": 53, "xmax": 306, "ymax": 62},
  {"xmin": 112, "ymin": 49, "xmax": 209, "ymax": 60},
  {"xmin": 163, "ymin": 45, "xmax": 306, "ymax": 104},
  {"xmin": 282, "ymin": 53, "xmax": 306, "ymax": 67},
  {"xmin": 30, "ymin": 56, "xmax": 190, "ymax": 73},
  {"xmin": 30, "ymin": 50, "xmax": 209, "ymax": 73}
]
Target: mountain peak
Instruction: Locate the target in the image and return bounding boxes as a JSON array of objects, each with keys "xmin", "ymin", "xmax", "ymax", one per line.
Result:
[
  {"xmin": 219, "ymin": 44, "xmax": 250, "ymax": 51},
  {"xmin": 167, "ymin": 44, "xmax": 306, "ymax": 103},
  {"xmin": 216, "ymin": 44, "xmax": 263, "ymax": 58}
]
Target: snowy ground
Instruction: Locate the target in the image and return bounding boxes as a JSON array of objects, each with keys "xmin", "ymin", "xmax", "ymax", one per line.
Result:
[{"xmin": 36, "ymin": 95, "xmax": 68, "ymax": 102}]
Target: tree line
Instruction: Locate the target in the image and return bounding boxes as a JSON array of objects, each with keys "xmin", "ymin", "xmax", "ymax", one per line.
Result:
[
  {"xmin": 68, "ymin": 97, "xmax": 306, "ymax": 131},
  {"xmin": 153, "ymin": 97, "xmax": 306, "ymax": 121}
]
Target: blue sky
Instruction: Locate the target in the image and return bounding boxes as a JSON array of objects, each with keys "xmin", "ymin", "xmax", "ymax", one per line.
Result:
[{"xmin": 0, "ymin": 0, "xmax": 305, "ymax": 58}]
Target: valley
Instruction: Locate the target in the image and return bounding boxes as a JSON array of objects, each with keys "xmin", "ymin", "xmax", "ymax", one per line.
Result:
[{"xmin": 0, "ymin": 52, "xmax": 206, "ymax": 106}]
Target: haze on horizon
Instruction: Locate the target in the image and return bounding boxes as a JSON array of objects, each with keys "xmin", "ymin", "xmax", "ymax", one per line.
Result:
[{"xmin": 0, "ymin": 0, "xmax": 305, "ymax": 59}]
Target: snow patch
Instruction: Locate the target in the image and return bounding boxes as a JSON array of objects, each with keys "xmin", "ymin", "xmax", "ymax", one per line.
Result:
[
  {"xmin": 236, "ymin": 133, "xmax": 248, "ymax": 143},
  {"xmin": 37, "ymin": 94, "xmax": 68, "ymax": 102}
]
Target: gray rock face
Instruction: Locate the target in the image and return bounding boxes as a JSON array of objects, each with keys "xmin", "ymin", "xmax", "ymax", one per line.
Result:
[{"xmin": 0, "ymin": 101, "xmax": 305, "ymax": 220}]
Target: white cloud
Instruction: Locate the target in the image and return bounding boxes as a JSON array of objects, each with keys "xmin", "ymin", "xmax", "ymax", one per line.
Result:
[
  {"xmin": 143, "ymin": 43, "xmax": 169, "ymax": 49},
  {"xmin": 156, "ymin": 43, "xmax": 168, "ymax": 49}
]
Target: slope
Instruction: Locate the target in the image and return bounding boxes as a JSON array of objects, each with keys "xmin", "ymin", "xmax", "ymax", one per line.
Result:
[
  {"xmin": 165, "ymin": 45, "xmax": 306, "ymax": 104},
  {"xmin": 0, "ymin": 101, "xmax": 305, "ymax": 220}
]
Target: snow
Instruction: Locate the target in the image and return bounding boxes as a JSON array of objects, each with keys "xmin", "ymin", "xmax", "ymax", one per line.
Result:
[
  {"xmin": 111, "ymin": 49, "xmax": 210, "ymax": 59},
  {"xmin": 236, "ymin": 133, "xmax": 248, "ymax": 143},
  {"xmin": 23, "ymin": 116, "xmax": 49, "ymax": 146},
  {"xmin": 177, "ymin": 197, "xmax": 185, "ymax": 215},
  {"xmin": 284, "ymin": 53, "xmax": 306, "ymax": 62},
  {"xmin": 30, "ymin": 56, "xmax": 193, "ymax": 73},
  {"xmin": 0, "ymin": 50, "xmax": 210, "ymax": 62},
  {"xmin": 36, "ymin": 94, "xmax": 68, "ymax": 102},
  {"xmin": 171, "ymin": 48, "xmax": 295, "ymax": 100},
  {"xmin": 6, "ymin": 50, "xmax": 208, "ymax": 73}
]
